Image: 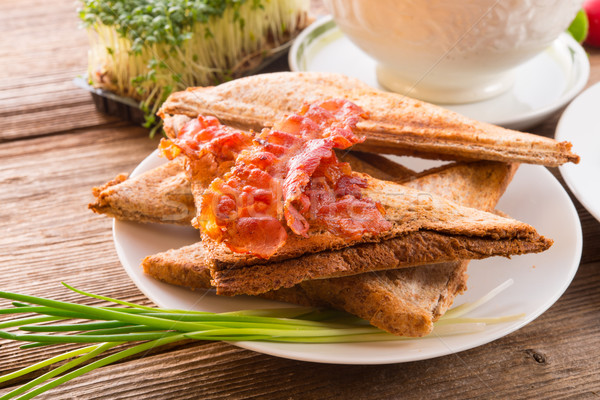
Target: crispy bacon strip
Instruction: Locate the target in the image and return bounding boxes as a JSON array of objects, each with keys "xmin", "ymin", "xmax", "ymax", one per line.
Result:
[
  {"xmin": 199, "ymin": 99, "xmax": 392, "ymax": 258},
  {"xmin": 159, "ymin": 115, "xmax": 253, "ymax": 164}
]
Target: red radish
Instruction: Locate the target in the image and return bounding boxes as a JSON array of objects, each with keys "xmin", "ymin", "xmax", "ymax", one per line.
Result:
[{"xmin": 585, "ymin": 0, "xmax": 600, "ymax": 46}]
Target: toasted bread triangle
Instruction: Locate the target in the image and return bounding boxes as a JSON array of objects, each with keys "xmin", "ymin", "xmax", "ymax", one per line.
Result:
[
  {"xmin": 209, "ymin": 229, "xmax": 550, "ymax": 296},
  {"xmin": 88, "ymin": 151, "xmax": 411, "ymax": 225},
  {"xmin": 142, "ymin": 161, "xmax": 518, "ymax": 336},
  {"xmin": 158, "ymin": 72, "xmax": 578, "ymax": 166},
  {"xmin": 259, "ymin": 161, "xmax": 520, "ymax": 336},
  {"xmin": 142, "ymin": 243, "xmax": 469, "ymax": 337},
  {"xmin": 202, "ymin": 156, "xmax": 553, "ymax": 295},
  {"xmin": 89, "ymin": 156, "xmax": 194, "ymax": 225},
  {"xmin": 202, "ymin": 173, "xmax": 551, "ymax": 274},
  {"xmin": 160, "ymin": 109, "xmax": 550, "ymax": 275}
]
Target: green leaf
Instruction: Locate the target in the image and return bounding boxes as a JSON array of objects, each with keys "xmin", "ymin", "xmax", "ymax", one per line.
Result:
[{"xmin": 568, "ymin": 9, "xmax": 589, "ymax": 43}]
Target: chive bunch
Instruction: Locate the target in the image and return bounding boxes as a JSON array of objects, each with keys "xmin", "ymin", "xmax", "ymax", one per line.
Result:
[
  {"xmin": 0, "ymin": 281, "xmax": 521, "ymax": 398},
  {"xmin": 78, "ymin": 0, "xmax": 310, "ymax": 132}
]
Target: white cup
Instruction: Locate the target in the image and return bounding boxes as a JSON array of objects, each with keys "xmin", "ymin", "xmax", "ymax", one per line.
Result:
[{"xmin": 325, "ymin": 0, "xmax": 583, "ymax": 103}]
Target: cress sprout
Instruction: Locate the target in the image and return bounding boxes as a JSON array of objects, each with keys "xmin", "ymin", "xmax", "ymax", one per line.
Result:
[{"xmin": 78, "ymin": 0, "xmax": 310, "ymax": 134}]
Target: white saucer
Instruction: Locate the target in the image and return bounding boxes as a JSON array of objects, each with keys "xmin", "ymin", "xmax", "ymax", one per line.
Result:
[
  {"xmin": 289, "ymin": 16, "xmax": 590, "ymax": 131},
  {"xmin": 556, "ymin": 82, "xmax": 600, "ymax": 222}
]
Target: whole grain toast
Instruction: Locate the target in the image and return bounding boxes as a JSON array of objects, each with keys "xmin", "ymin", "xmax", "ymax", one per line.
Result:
[
  {"xmin": 141, "ymin": 156, "xmax": 544, "ymax": 298},
  {"xmin": 89, "ymin": 156, "xmax": 194, "ymax": 225},
  {"xmin": 158, "ymin": 72, "xmax": 578, "ymax": 166},
  {"xmin": 88, "ymin": 150, "xmax": 411, "ymax": 225},
  {"xmin": 160, "ymin": 110, "xmax": 550, "ymax": 288},
  {"xmin": 202, "ymin": 171, "xmax": 551, "ymax": 295},
  {"xmin": 143, "ymin": 160, "xmax": 518, "ymax": 336},
  {"xmin": 90, "ymin": 140, "xmax": 548, "ymax": 298},
  {"xmin": 90, "ymin": 114, "xmax": 550, "ymax": 297},
  {"xmin": 143, "ymin": 241, "xmax": 468, "ymax": 337},
  {"xmin": 262, "ymin": 261, "xmax": 469, "ymax": 337},
  {"xmin": 209, "ymin": 228, "xmax": 548, "ymax": 296}
]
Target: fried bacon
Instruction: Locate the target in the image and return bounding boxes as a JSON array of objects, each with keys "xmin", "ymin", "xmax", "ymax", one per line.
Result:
[
  {"xmin": 199, "ymin": 99, "xmax": 392, "ymax": 258},
  {"xmin": 158, "ymin": 115, "xmax": 253, "ymax": 164}
]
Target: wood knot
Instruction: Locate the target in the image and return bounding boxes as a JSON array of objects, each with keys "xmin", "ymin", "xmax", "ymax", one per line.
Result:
[{"xmin": 524, "ymin": 349, "xmax": 547, "ymax": 364}]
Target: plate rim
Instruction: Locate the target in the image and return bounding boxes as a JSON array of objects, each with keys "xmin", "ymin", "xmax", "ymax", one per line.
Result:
[
  {"xmin": 114, "ymin": 151, "xmax": 582, "ymax": 365},
  {"xmin": 556, "ymin": 81, "xmax": 600, "ymax": 222},
  {"xmin": 289, "ymin": 15, "xmax": 590, "ymax": 130}
]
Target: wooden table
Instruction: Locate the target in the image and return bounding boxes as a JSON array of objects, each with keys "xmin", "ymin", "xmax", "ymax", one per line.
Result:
[{"xmin": 1, "ymin": 1, "xmax": 599, "ymax": 398}]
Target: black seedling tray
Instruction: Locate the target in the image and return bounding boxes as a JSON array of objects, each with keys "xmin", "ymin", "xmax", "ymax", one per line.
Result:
[
  {"xmin": 73, "ymin": 44, "xmax": 292, "ymax": 127},
  {"xmin": 74, "ymin": 77, "xmax": 147, "ymax": 125}
]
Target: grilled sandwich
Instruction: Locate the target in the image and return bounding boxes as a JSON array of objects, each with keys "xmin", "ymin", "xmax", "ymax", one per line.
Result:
[
  {"xmin": 143, "ymin": 160, "xmax": 518, "ymax": 336},
  {"xmin": 158, "ymin": 71, "xmax": 578, "ymax": 166}
]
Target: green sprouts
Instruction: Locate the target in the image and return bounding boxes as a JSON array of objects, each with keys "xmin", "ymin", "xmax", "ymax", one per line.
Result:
[{"xmin": 79, "ymin": 0, "xmax": 310, "ymax": 132}]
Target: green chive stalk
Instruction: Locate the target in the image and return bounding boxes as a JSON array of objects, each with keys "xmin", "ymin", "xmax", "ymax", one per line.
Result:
[
  {"xmin": 78, "ymin": 0, "xmax": 311, "ymax": 131},
  {"xmin": 0, "ymin": 281, "xmax": 520, "ymax": 398}
]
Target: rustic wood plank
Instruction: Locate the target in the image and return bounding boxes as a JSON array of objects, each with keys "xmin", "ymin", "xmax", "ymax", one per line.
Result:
[
  {"xmin": 0, "ymin": 0, "xmax": 120, "ymax": 140},
  {"xmin": 0, "ymin": 72, "xmax": 99, "ymax": 118},
  {"xmin": 0, "ymin": 126, "xmax": 157, "ymax": 373},
  {"xmin": 1, "ymin": 102, "xmax": 120, "ymax": 142},
  {"xmin": 0, "ymin": 0, "xmax": 89, "ymax": 79}
]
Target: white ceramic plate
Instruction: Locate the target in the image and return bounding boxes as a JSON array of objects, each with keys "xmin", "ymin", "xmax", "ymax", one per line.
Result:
[
  {"xmin": 114, "ymin": 151, "xmax": 582, "ymax": 364},
  {"xmin": 556, "ymin": 82, "xmax": 600, "ymax": 222},
  {"xmin": 289, "ymin": 16, "xmax": 590, "ymax": 131}
]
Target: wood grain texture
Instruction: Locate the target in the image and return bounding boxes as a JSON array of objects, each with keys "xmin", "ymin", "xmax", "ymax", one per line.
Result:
[
  {"xmin": 0, "ymin": 0, "xmax": 599, "ymax": 398},
  {"xmin": 0, "ymin": 127, "xmax": 157, "ymax": 375},
  {"xmin": 0, "ymin": 0, "xmax": 120, "ymax": 141}
]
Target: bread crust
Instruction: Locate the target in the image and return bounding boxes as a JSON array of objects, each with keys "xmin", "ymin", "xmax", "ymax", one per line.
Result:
[
  {"xmin": 209, "ymin": 230, "xmax": 550, "ymax": 296},
  {"xmin": 158, "ymin": 72, "xmax": 578, "ymax": 166},
  {"xmin": 141, "ymin": 243, "xmax": 468, "ymax": 337},
  {"xmin": 143, "ymin": 245, "xmax": 212, "ymax": 289}
]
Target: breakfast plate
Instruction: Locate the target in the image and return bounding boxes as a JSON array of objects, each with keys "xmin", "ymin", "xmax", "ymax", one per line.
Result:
[
  {"xmin": 556, "ymin": 82, "xmax": 600, "ymax": 222},
  {"xmin": 114, "ymin": 151, "xmax": 582, "ymax": 364},
  {"xmin": 289, "ymin": 16, "xmax": 590, "ymax": 131}
]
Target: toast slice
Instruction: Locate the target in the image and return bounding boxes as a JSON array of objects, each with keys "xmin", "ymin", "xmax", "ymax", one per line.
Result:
[
  {"xmin": 89, "ymin": 156, "xmax": 194, "ymax": 225},
  {"xmin": 143, "ymin": 161, "xmax": 518, "ymax": 336},
  {"xmin": 90, "ymin": 110, "xmax": 414, "ymax": 224},
  {"xmin": 90, "ymin": 110, "xmax": 550, "ymax": 296},
  {"xmin": 161, "ymin": 103, "xmax": 550, "ymax": 285},
  {"xmin": 158, "ymin": 72, "xmax": 578, "ymax": 166},
  {"xmin": 209, "ymin": 223, "xmax": 549, "ymax": 296},
  {"xmin": 143, "ymin": 242, "xmax": 468, "ymax": 337},
  {"xmin": 141, "ymin": 155, "xmax": 547, "ymax": 298},
  {"xmin": 88, "ymin": 149, "xmax": 410, "ymax": 225},
  {"xmin": 204, "ymin": 169, "xmax": 551, "ymax": 296}
]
